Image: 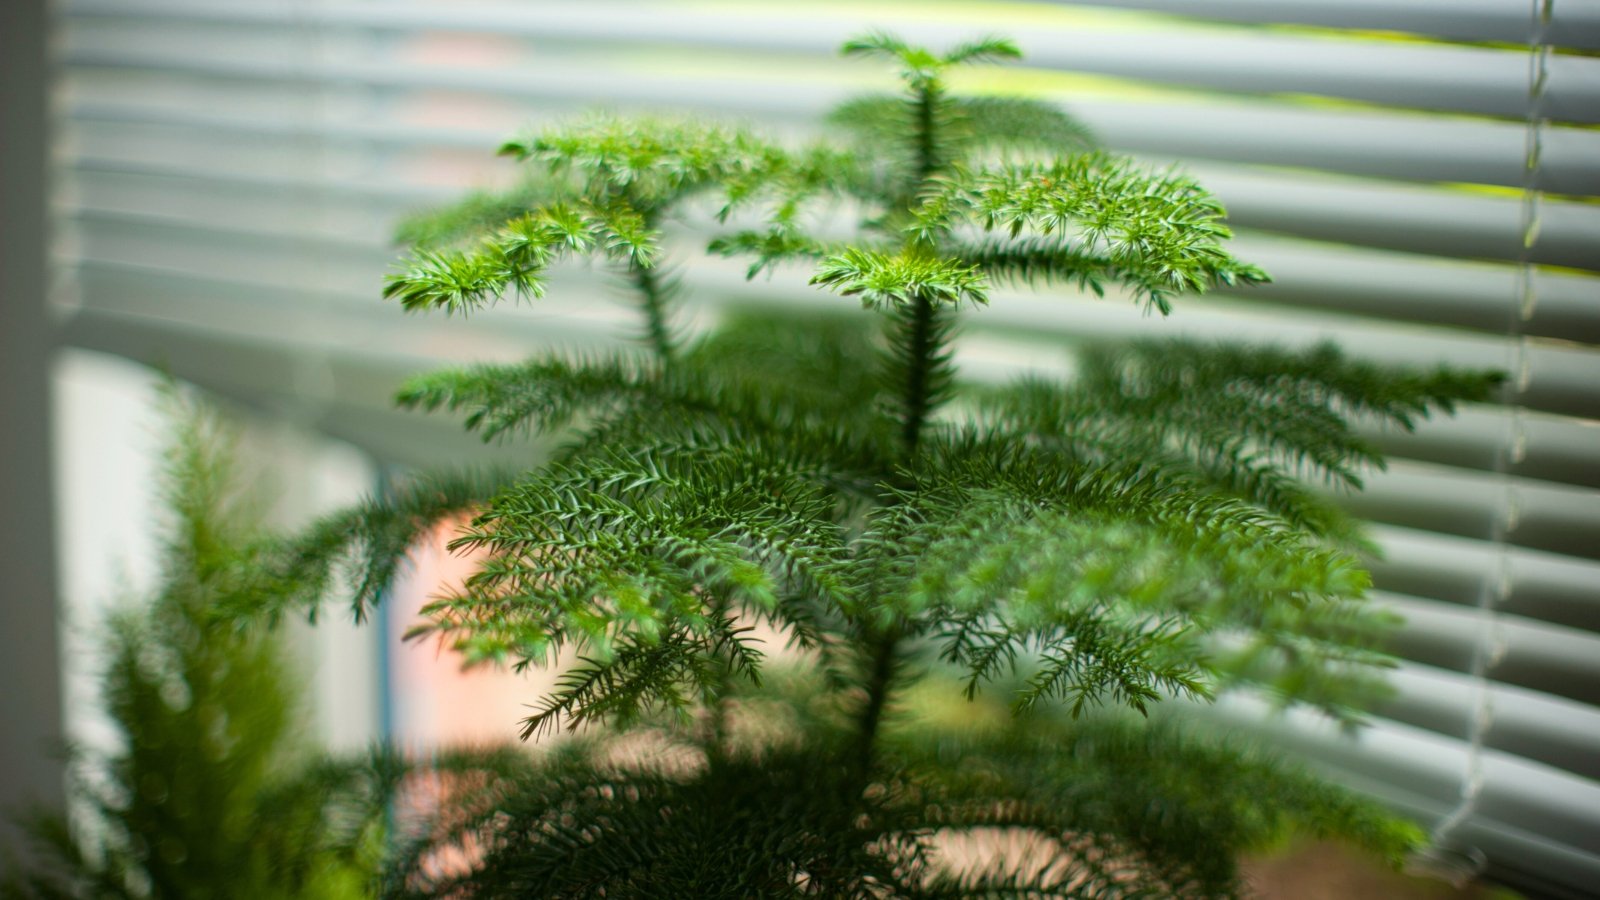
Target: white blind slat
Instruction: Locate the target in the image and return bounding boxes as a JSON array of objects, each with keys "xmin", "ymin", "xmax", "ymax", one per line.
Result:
[
  {"xmin": 61, "ymin": 96, "xmax": 1600, "ymax": 274},
  {"xmin": 1348, "ymin": 462, "xmax": 1600, "ymax": 560},
  {"xmin": 1381, "ymin": 662, "xmax": 1600, "ymax": 782},
  {"xmin": 1211, "ymin": 696, "xmax": 1600, "ymax": 888},
  {"xmin": 1071, "ymin": 0, "xmax": 1600, "ymax": 51},
  {"xmin": 65, "ymin": 81, "xmax": 1600, "ymax": 196},
  {"xmin": 1381, "ymin": 593, "xmax": 1600, "ymax": 707},
  {"xmin": 1369, "ymin": 525, "xmax": 1600, "ymax": 635},
  {"xmin": 61, "ymin": 0, "xmax": 1600, "ymax": 122},
  {"xmin": 1358, "ymin": 407, "xmax": 1600, "ymax": 492}
]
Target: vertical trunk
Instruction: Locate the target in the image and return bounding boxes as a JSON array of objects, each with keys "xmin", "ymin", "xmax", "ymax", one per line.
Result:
[{"xmin": 852, "ymin": 80, "xmax": 946, "ymax": 778}]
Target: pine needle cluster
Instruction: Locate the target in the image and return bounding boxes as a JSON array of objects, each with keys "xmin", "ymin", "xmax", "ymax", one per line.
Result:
[{"xmin": 267, "ymin": 33, "xmax": 1499, "ymax": 897}]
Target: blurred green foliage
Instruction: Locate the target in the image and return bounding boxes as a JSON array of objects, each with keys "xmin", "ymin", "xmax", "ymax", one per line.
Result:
[{"xmin": 2, "ymin": 389, "xmax": 398, "ymax": 899}]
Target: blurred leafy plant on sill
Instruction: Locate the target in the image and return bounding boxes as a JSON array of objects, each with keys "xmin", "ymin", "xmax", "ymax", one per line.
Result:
[
  {"xmin": 0, "ymin": 390, "xmax": 509, "ymax": 900},
  {"xmin": 263, "ymin": 32, "xmax": 1500, "ymax": 899}
]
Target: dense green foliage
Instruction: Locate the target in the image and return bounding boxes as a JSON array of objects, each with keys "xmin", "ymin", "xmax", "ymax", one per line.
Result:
[
  {"xmin": 1, "ymin": 393, "xmax": 415, "ymax": 899},
  {"xmin": 271, "ymin": 33, "xmax": 1499, "ymax": 897}
]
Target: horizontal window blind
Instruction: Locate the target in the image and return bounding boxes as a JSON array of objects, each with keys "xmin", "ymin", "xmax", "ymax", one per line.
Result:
[{"xmin": 52, "ymin": 2, "xmax": 1600, "ymax": 895}]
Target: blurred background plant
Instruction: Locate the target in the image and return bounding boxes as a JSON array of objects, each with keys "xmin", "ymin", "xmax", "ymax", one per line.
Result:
[{"xmin": 2, "ymin": 388, "xmax": 406, "ymax": 899}]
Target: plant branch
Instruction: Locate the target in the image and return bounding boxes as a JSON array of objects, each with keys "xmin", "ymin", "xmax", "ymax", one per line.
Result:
[
  {"xmin": 896, "ymin": 80, "xmax": 950, "ymax": 460},
  {"xmin": 898, "ymin": 294, "xmax": 939, "ymax": 457},
  {"xmin": 913, "ymin": 83, "xmax": 939, "ymax": 186},
  {"xmin": 852, "ymin": 626, "xmax": 900, "ymax": 776},
  {"xmin": 626, "ymin": 205, "xmax": 676, "ymax": 363},
  {"xmin": 851, "ymin": 79, "xmax": 945, "ymax": 781},
  {"xmin": 629, "ymin": 259, "xmax": 677, "ymax": 364}
]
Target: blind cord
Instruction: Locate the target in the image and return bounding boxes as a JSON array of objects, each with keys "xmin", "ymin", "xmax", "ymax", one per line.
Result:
[{"xmin": 1417, "ymin": 0, "xmax": 1549, "ymax": 884}]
